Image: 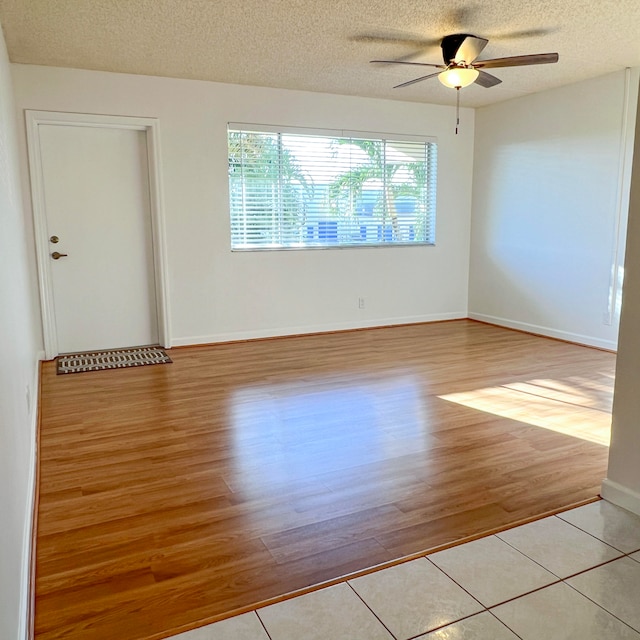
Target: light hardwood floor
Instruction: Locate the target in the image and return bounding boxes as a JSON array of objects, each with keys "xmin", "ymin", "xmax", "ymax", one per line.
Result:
[{"xmin": 35, "ymin": 320, "xmax": 615, "ymax": 640}]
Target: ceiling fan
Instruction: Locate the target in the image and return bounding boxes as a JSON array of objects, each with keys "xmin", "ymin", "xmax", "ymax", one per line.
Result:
[{"xmin": 371, "ymin": 33, "xmax": 559, "ymax": 90}]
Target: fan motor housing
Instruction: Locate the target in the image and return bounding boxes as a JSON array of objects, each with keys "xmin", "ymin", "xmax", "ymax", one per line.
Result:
[{"xmin": 441, "ymin": 33, "xmax": 477, "ymax": 65}]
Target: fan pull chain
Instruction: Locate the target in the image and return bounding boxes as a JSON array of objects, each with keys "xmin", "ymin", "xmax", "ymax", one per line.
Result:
[{"xmin": 456, "ymin": 86, "xmax": 460, "ymax": 135}]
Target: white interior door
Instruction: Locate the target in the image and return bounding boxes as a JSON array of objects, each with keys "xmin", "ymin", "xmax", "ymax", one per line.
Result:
[{"xmin": 38, "ymin": 123, "xmax": 159, "ymax": 354}]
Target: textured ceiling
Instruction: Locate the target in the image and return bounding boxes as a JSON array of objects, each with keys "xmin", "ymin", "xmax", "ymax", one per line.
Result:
[{"xmin": 0, "ymin": 0, "xmax": 639, "ymax": 107}]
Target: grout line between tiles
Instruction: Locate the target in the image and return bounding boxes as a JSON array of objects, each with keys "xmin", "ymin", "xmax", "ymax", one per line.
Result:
[
  {"xmin": 494, "ymin": 516, "xmax": 623, "ymax": 581},
  {"xmin": 554, "ymin": 512, "xmax": 635, "ymax": 554},
  {"xmin": 482, "ymin": 578, "xmax": 563, "ymax": 611},
  {"xmin": 478, "ymin": 556, "xmax": 638, "ymax": 629},
  {"xmin": 486, "ymin": 609, "xmax": 526, "ymax": 640},
  {"xmin": 424, "ymin": 545, "xmax": 564, "ymax": 612},
  {"xmin": 400, "ymin": 610, "xmax": 488, "ymax": 640},
  {"xmin": 422, "ymin": 555, "xmax": 489, "ymax": 607},
  {"xmin": 562, "ymin": 578, "xmax": 640, "ymax": 635},
  {"xmin": 346, "ymin": 557, "xmax": 489, "ymax": 640},
  {"xmin": 550, "ymin": 553, "xmax": 628, "ymax": 582},
  {"xmin": 344, "ymin": 581, "xmax": 399, "ymax": 639},
  {"xmin": 494, "ymin": 522, "xmax": 567, "ymax": 579},
  {"xmin": 254, "ymin": 609, "xmax": 274, "ymax": 640}
]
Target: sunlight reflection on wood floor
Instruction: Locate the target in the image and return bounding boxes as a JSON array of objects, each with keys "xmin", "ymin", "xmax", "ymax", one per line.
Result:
[{"xmin": 440, "ymin": 373, "xmax": 613, "ymax": 446}]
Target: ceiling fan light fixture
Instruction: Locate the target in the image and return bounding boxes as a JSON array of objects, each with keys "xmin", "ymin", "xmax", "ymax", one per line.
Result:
[{"xmin": 438, "ymin": 67, "xmax": 479, "ymax": 88}]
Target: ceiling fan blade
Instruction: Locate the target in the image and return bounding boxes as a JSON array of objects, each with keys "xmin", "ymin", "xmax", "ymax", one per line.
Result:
[
  {"xmin": 475, "ymin": 53, "xmax": 559, "ymax": 69},
  {"xmin": 393, "ymin": 72, "xmax": 441, "ymax": 89},
  {"xmin": 474, "ymin": 70, "xmax": 502, "ymax": 88},
  {"xmin": 453, "ymin": 35, "xmax": 489, "ymax": 64},
  {"xmin": 370, "ymin": 59, "xmax": 445, "ymax": 69},
  {"xmin": 441, "ymin": 33, "xmax": 488, "ymax": 64}
]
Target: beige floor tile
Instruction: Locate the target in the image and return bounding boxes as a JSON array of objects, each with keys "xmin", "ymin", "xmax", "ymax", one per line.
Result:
[
  {"xmin": 631, "ymin": 551, "xmax": 640, "ymax": 563},
  {"xmin": 349, "ymin": 557, "xmax": 483, "ymax": 640},
  {"xmin": 257, "ymin": 583, "xmax": 393, "ymax": 640},
  {"xmin": 557, "ymin": 500, "xmax": 640, "ymax": 553},
  {"xmin": 567, "ymin": 557, "xmax": 640, "ymax": 632},
  {"xmin": 496, "ymin": 515, "xmax": 622, "ymax": 578},
  {"xmin": 429, "ymin": 534, "xmax": 557, "ymax": 606},
  {"xmin": 417, "ymin": 611, "xmax": 520, "ymax": 639},
  {"xmin": 492, "ymin": 582, "xmax": 640, "ymax": 640},
  {"xmin": 170, "ymin": 612, "xmax": 269, "ymax": 640}
]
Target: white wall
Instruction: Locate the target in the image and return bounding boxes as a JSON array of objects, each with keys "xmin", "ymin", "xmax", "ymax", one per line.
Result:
[
  {"xmin": 469, "ymin": 70, "xmax": 638, "ymax": 349},
  {"xmin": 11, "ymin": 65, "xmax": 475, "ymax": 346},
  {"xmin": 0, "ymin": 24, "xmax": 41, "ymax": 640},
  {"xmin": 603, "ymin": 82, "xmax": 640, "ymax": 515}
]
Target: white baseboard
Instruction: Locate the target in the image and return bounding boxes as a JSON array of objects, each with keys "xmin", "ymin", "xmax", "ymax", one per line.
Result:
[
  {"xmin": 601, "ymin": 478, "xmax": 640, "ymax": 517},
  {"xmin": 18, "ymin": 357, "xmax": 39, "ymax": 640},
  {"xmin": 468, "ymin": 313, "xmax": 617, "ymax": 351},
  {"xmin": 170, "ymin": 312, "xmax": 467, "ymax": 347}
]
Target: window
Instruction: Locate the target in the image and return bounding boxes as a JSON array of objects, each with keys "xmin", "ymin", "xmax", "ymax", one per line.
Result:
[{"xmin": 228, "ymin": 124, "xmax": 437, "ymax": 250}]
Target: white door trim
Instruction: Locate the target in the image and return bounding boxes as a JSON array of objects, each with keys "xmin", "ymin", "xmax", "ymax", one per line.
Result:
[{"xmin": 26, "ymin": 110, "xmax": 171, "ymax": 359}]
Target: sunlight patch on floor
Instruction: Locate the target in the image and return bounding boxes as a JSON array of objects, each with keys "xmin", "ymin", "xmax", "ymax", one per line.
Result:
[{"xmin": 439, "ymin": 378, "xmax": 611, "ymax": 446}]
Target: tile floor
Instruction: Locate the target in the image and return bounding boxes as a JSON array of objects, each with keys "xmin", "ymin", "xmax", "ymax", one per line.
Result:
[{"xmin": 170, "ymin": 500, "xmax": 640, "ymax": 640}]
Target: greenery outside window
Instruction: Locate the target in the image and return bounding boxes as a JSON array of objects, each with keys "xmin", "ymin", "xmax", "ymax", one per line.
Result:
[{"xmin": 228, "ymin": 124, "xmax": 437, "ymax": 250}]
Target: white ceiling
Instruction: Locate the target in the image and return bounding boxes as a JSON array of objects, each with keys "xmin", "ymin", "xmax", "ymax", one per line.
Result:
[{"xmin": 0, "ymin": 0, "xmax": 639, "ymax": 107}]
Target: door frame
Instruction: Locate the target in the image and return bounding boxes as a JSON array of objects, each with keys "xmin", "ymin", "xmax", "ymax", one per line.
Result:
[{"xmin": 26, "ymin": 110, "xmax": 171, "ymax": 359}]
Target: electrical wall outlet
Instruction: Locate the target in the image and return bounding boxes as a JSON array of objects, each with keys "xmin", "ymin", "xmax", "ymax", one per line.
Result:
[{"xmin": 358, "ymin": 297, "xmax": 365, "ymax": 309}]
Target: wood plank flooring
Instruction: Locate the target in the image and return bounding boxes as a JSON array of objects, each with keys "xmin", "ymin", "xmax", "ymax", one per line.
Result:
[{"xmin": 35, "ymin": 320, "xmax": 615, "ymax": 640}]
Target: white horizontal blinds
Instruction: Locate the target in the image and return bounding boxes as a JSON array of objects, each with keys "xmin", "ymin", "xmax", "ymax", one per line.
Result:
[{"xmin": 228, "ymin": 126, "xmax": 437, "ymax": 249}]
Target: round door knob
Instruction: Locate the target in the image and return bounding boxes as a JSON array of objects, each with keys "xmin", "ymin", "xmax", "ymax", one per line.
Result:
[{"xmin": 51, "ymin": 251, "xmax": 68, "ymax": 260}]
